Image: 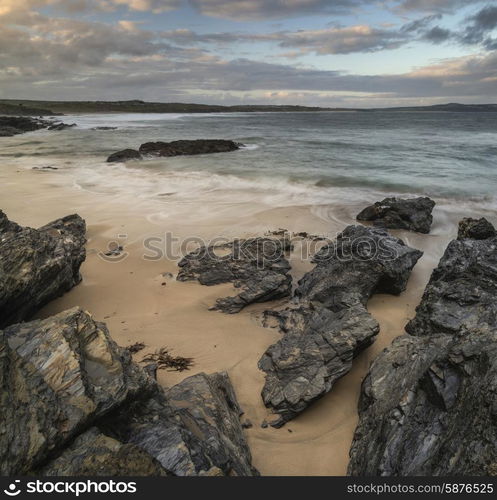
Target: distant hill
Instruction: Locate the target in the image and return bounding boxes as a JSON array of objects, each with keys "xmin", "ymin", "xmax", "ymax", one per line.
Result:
[{"xmin": 0, "ymin": 99, "xmax": 496, "ymax": 115}]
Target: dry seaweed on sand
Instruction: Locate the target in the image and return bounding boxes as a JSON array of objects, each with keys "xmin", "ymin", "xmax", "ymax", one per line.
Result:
[
  {"xmin": 126, "ymin": 342, "xmax": 146, "ymax": 354},
  {"xmin": 140, "ymin": 347, "xmax": 194, "ymax": 372}
]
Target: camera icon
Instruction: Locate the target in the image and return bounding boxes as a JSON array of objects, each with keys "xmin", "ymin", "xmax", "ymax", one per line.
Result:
[{"xmin": 4, "ymin": 480, "xmax": 21, "ymax": 496}]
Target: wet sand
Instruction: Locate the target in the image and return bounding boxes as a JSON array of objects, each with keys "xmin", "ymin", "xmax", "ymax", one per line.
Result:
[{"xmin": 1, "ymin": 165, "xmax": 489, "ymax": 476}]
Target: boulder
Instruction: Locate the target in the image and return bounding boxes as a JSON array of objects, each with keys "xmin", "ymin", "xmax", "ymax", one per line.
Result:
[
  {"xmin": 357, "ymin": 197, "xmax": 435, "ymax": 233},
  {"xmin": 106, "ymin": 149, "xmax": 142, "ymax": 163},
  {"xmin": 349, "ymin": 220, "xmax": 497, "ymax": 476},
  {"xmin": 100, "ymin": 372, "xmax": 258, "ymax": 476},
  {"xmin": 406, "ymin": 219, "xmax": 497, "ymax": 337},
  {"xmin": 259, "ymin": 225, "xmax": 423, "ymax": 427},
  {"xmin": 0, "ymin": 211, "xmax": 86, "ymax": 328},
  {"xmin": 37, "ymin": 428, "xmax": 169, "ymax": 476},
  {"xmin": 348, "ymin": 330, "xmax": 497, "ymax": 476},
  {"xmin": 0, "ymin": 307, "xmax": 155, "ymax": 475},
  {"xmin": 139, "ymin": 139, "xmax": 242, "ymax": 157},
  {"xmin": 177, "ymin": 237, "xmax": 292, "ymax": 313},
  {"xmin": 457, "ymin": 217, "xmax": 496, "ymax": 240}
]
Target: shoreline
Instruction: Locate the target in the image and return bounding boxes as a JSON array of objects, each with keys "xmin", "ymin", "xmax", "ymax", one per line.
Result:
[{"xmin": 2, "ymin": 163, "xmax": 484, "ymax": 475}]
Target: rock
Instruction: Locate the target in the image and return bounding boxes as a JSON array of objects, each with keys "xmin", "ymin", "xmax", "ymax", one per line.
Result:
[
  {"xmin": 0, "ymin": 307, "xmax": 155, "ymax": 475},
  {"xmin": 143, "ymin": 363, "xmax": 158, "ymax": 380},
  {"xmin": 139, "ymin": 139, "xmax": 242, "ymax": 157},
  {"xmin": 100, "ymin": 372, "xmax": 258, "ymax": 476},
  {"xmin": 349, "ymin": 223, "xmax": 497, "ymax": 475},
  {"xmin": 406, "ymin": 227, "xmax": 497, "ymax": 337},
  {"xmin": 259, "ymin": 225, "xmax": 423, "ymax": 427},
  {"xmin": 357, "ymin": 197, "xmax": 436, "ymax": 233},
  {"xmin": 348, "ymin": 330, "xmax": 497, "ymax": 476},
  {"xmin": 37, "ymin": 428, "xmax": 169, "ymax": 476},
  {"xmin": 0, "ymin": 211, "xmax": 86, "ymax": 328},
  {"xmin": 177, "ymin": 237, "xmax": 292, "ymax": 313},
  {"xmin": 47, "ymin": 122, "xmax": 77, "ymax": 131},
  {"xmin": 242, "ymin": 419, "xmax": 253, "ymax": 429},
  {"xmin": 106, "ymin": 149, "xmax": 142, "ymax": 163},
  {"xmin": 92, "ymin": 126, "xmax": 118, "ymax": 130},
  {"xmin": 457, "ymin": 217, "xmax": 495, "ymax": 240},
  {"xmin": 0, "ymin": 116, "xmax": 51, "ymax": 136}
]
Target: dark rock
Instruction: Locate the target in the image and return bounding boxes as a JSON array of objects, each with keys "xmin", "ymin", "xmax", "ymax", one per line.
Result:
[
  {"xmin": 457, "ymin": 217, "xmax": 495, "ymax": 240},
  {"xmin": 0, "ymin": 116, "xmax": 51, "ymax": 136},
  {"xmin": 100, "ymin": 372, "xmax": 258, "ymax": 476},
  {"xmin": 143, "ymin": 363, "xmax": 158, "ymax": 381},
  {"xmin": 92, "ymin": 127, "xmax": 118, "ymax": 130},
  {"xmin": 37, "ymin": 428, "xmax": 169, "ymax": 476},
  {"xmin": 406, "ymin": 229, "xmax": 497, "ymax": 337},
  {"xmin": 259, "ymin": 225, "xmax": 423, "ymax": 427},
  {"xmin": 0, "ymin": 211, "xmax": 86, "ymax": 328},
  {"xmin": 177, "ymin": 237, "xmax": 292, "ymax": 313},
  {"xmin": 0, "ymin": 308, "xmax": 155, "ymax": 475},
  {"xmin": 348, "ymin": 330, "xmax": 497, "ymax": 476},
  {"xmin": 47, "ymin": 122, "xmax": 77, "ymax": 131},
  {"xmin": 349, "ymin": 223, "xmax": 497, "ymax": 476},
  {"xmin": 242, "ymin": 419, "xmax": 253, "ymax": 429},
  {"xmin": 139, "ymin": 139, "xmax": 242, "ymax": 157},
  {"xmin": 357, "ymin": 197, "xmax": 436, "ymax": 234},
  {"xmin": 106, "ymin": 149, "xmax": 142, "ymax": 163}
]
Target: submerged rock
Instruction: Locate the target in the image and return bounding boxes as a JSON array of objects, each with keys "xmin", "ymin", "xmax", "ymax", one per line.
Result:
[
  {"xmin": 259, "ymin": 225, "xmax": 423, "ymax": 427},
  {"xmin": 107, "ymin": 139, "xmax": 242, "ymax": 162},
  {"xmin": 47, "ymin": 122, "xmax": 77, "ymax": 131},
  {"xmin": 0, "ymin": 211, "xmax": 86, "ymax": 328},
  {"xmin": 100, "ymin": 372, "xmax": 258, "ymax": 476},
  {"xmin": 38, "ymin": 428, "xmax": 169, "ymax": 476},
  {"xmin": 177, "ymin": 237, "xmax": 292, "ymax": 313},
  {"xmin": 106, "ymin": 149, "xmax": 142, "ymax": 163},
  {"xmin": 349, "ymin": 219, "xmax": 497, "ymax": 476},
  {"xmin": 357, "ymin": 197, "xmax": 435, "ymax": 234},
  {"xmin": 0, "ymin": 308, "xmax": 154, "ymax": 475}
]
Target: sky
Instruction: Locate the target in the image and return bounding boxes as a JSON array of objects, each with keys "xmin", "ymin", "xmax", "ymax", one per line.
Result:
[{"xmin": 0, "ymin": 0, "xmax": 496, "ymax": 107}]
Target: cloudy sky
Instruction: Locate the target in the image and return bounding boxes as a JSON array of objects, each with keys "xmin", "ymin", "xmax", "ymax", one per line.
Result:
[{"xmin": 0, "ymin": 0, "xmax": 496, "ymax": 106}]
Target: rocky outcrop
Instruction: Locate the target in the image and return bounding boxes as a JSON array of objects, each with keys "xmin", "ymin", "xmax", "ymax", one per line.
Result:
[
  {"xmin": 38, "ymin": 428, "xmax": 169, "ymax": 476},
  {"xmin": 101, "ymin": 372, "xmax": 258, "ymax": 476},
  {"xmin": 348, "ymin": 219, "xmax": 497, "ymax": 476},
  {"xmin": 357, "ymin": 197, "xmax": 435, "ymax": 234},
  {"xmin": 0, "ymin": 116, "xmax": 71, "ymax": 136},
  {"xmin": 0, "ymin": 308, "xmax": 154, "ymax": 475},
  {"xmin": 1, "ymin": 308, "xmax": 257, "ymax": 476},
  {"xmin": 259, "ymin": 225, "xmax": 423, "ymax": 427},
  {"xmin": 177, "ymin": 237, "xmax": 292, "ymax": 313},
  {"xmin": 0, "ymin": 211, "xmax": 86, "ymax": 328},
  {"xmin": 47, "ymin": 122, "xmax": 77, "ymax": 131},
  {"xmin": 107, "ymin": 149, "xmax": 143, "ymax": 163},
  {"xmin": 107, "ymin": 139, "xmax": 242, "ymax": 163}
]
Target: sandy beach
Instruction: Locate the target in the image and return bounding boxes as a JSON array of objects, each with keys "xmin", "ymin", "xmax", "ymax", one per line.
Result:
[{"xmin": 4, "ymin": 159, "xmax": 490, "ymax": 476}]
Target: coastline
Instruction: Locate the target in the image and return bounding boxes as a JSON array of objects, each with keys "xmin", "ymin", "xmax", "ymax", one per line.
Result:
[{"xmin": 3, "ymin": 162, "xmax": 490, "ymax": 475}]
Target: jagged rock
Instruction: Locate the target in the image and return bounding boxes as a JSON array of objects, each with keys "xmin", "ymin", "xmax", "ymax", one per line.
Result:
[
  {"xmin": 177, "ymin": 237, "xmax": 292, "ymax": 313},
  {"xmin": 106, "ymin": 149, "xmax": 142, "ymax": 163},
  {"xmin": 348, "ymin": 330, "xmax": 497, "ymax": 476},
  {"xmin": 457, "ymin": 217, "xmax": 495, "ymax": 240},
  {"xmin": 139, "ymin": 139, "xmax": 242, "ymax": 157},
  {"xmin": 37, "ymin": 428, "xmax": 169, "ymax": 476},
  {"xmin": 0, "ymin": 211, "xmax": 86, "ymax": 328},
  {"xmin": 0, "ymin": 308, "xmax": 155, "ymax": 475},
  {"xmin": 406, "ymin": 222, "xmax": 497, "ymax": 337},
  {"xmin": 100, "ymin": 372, "xmax": 258, "ymax": 476},
  {"xmin": 349, "ymin": 221, "xmax": 497, "ymax": 475},
  {"xmin": 259, "ymin": 225, "xmax": 423, "ymax": 427},
  {"xmin": 357, "ymin": 197, "xmax": 436, "ymax": 234},
  {"xmin": 47, "ymin": 122, "xmax": 77, "ymax": 131}
]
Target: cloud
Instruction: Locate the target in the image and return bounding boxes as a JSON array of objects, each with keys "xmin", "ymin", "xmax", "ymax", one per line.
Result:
[
  {"xmin": 396, "ymin": 0, "xmax": 484, "ymax": 14},
  {"xmin": 460, "ymin": 4, "xmax": 497, "ymax": 49}
]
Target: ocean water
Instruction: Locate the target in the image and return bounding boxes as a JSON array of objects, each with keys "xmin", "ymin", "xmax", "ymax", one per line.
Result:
[{"xmin": 2, "ymin": 111, "xmax": 497, "ymax": 217}]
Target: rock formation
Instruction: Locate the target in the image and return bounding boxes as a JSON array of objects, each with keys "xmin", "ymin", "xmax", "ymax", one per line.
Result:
[
  {"xmin": 177, "ymin": 237, "xmax": 292, "ymax": 313},
  {"xmin": 107, "ymin": 139, "xmax": 242, "ymax": 163},
  {"xmin": 0, "ymin": 211, "xmax": 86, "ymax": 328},
  {"xmin": 348, "ymin": 218, "xmax": 497, "ymax": 476},
  {"xmin": 357, "ymin": 197, "xmax": 435, "ymax": 233},
  {"xmin": 258, "ymin": 225, "xmax": 423, "ymax": 427}
]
